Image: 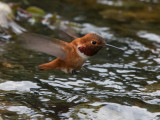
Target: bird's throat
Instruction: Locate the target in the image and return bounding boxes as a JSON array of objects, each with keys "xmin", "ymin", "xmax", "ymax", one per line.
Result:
[
  {"xmin": 78, "ymin": 46, "xmax": 85, "ymax": 53},
  {"xmin": 78, "ymin": 46, "xmax": 101, "ymax": 56},
  {"xmin": 77, "ymin": 46, "xmax": 89, "ymax": 60}
]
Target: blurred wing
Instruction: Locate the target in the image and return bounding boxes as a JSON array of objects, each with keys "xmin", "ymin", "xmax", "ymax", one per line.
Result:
[
  {"xmin": 57, "ymin": 29, "xmax": 78, "ymax": 42},
  {"xmin": 20, "ymin": 33, "xmax": 69, "ymax": 60},
  {"xmin": 56, "ymin": 24, "xmax": 79, "ymax": 42}
]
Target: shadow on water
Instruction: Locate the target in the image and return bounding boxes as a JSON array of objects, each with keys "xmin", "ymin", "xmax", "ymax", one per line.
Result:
[{"xmin": 0, "ymin": 0, "xmax": 160, "ymax": 119}]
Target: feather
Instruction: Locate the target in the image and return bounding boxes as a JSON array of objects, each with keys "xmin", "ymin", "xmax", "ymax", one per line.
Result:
[{"xmin": 20, "ymin": 33, "xmax": 70, "ymax": 60}]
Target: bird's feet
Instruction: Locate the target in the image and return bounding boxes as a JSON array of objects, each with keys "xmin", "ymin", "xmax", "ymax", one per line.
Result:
[
  {"xmin": 81, "ymin": 66, "xmax": 87, "ymax": 72},
  {"xmin": 71, "ymin": 69, "xmax": 77, "ymax": 75}
]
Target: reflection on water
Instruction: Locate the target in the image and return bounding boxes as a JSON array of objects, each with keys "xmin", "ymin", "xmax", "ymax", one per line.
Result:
[
  {"xmin": 81, "ymin": 23, "xmax": 114, "ymax": 40},
  {"xmin": 0, "ymin": 81, "xmax": 40, "ymax": 92},
  {"xmin": 67, "ymin": 102, "xmax": 159, "ymax": 120},
  {"xmin": 0, "ymin": 0, "xmax": 160, "ymax": 120},
  {"xmin": 97, "ymin": 0, "xmax": 123, "ymax": 6},
  {"xmin": 137, "ymin": 31, "xmax": 160, "ymax": 43}
]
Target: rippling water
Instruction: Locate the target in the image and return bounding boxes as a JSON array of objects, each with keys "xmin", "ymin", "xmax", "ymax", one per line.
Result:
[{"xmin": 0, "ymin": 0, "xmax": 160, "ymax": 120}]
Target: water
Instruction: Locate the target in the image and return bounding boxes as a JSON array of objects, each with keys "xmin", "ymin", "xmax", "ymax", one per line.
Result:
[{"xmin": 0, "ymin": 0, "xmax": 160, "ymax": 120}]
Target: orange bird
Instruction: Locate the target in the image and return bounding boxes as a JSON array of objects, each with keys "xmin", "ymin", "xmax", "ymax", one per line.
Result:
[{"xmin": 22, "ymin": 33, "xmax": 123, "ymax": 74}]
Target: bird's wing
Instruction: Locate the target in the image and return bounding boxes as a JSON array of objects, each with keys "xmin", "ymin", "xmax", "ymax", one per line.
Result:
[
  {"xmin": 57, "ymin": 29, "xmax": 78, "ymax": 42},
  {"xmin": 20, "ymin": 33, "xmax": 70, "ymax": 60},
  {"xmin": 56, "ymin": 24, "xmax": 79, "ymax": 42}
]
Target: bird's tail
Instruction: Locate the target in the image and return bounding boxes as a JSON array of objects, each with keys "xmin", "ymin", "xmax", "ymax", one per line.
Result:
[{"xmin": 38, "ymin": 61, "xmax": 56, "ymax": 70}]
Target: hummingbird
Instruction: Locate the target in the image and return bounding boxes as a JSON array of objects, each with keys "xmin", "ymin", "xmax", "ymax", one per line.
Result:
[{"xmin": 21, "ymin": 32, "xmax": 123, "ymax": 74}]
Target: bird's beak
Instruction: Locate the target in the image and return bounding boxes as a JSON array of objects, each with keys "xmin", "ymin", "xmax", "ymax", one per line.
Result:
[{"xmin": 106, "ymin": 44, "xmax": 124, "ymax": 51}]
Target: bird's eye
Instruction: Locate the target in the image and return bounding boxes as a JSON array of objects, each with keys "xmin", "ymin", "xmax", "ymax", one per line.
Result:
[{"xmin": 91, "ymin": 41, "xmax": 96, "ymax": 45}]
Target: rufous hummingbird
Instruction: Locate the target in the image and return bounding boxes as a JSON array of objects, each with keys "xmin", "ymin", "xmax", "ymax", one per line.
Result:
[{"xmin": 22, "ymin": 33, "xmax": 123, "ymax": 74}]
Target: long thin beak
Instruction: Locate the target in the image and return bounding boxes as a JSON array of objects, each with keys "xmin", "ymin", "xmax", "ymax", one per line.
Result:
[{"xmin": 106, "ymin": 44, "xmax": 124, "ymax": 51}]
